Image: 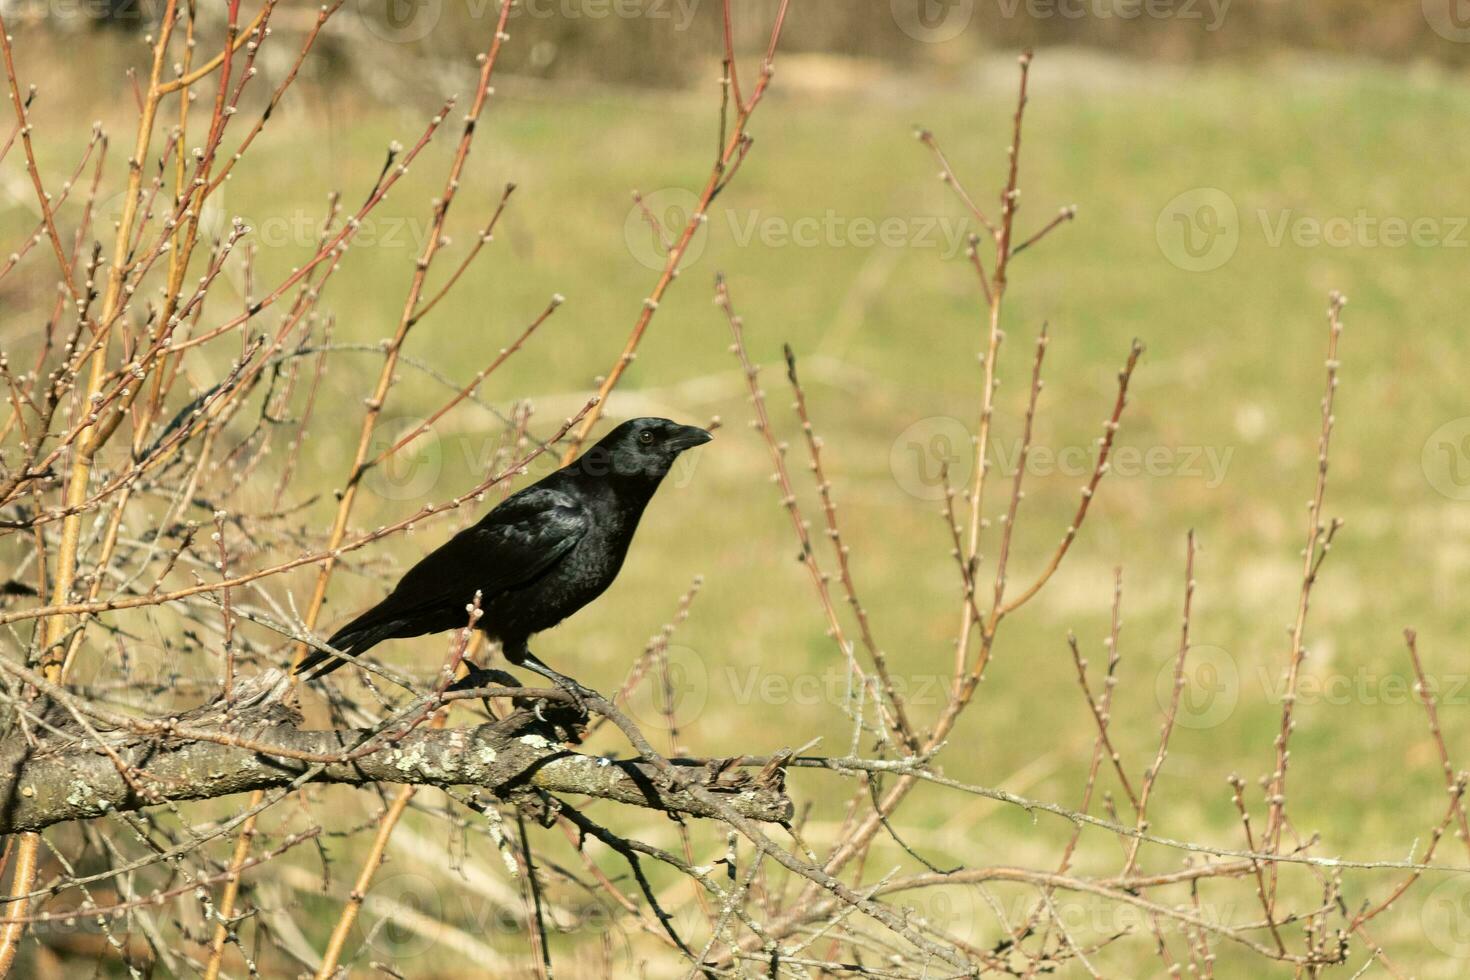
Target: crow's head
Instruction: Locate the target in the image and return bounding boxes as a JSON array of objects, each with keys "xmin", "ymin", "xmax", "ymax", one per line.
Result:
[{"xmin": 580, "ymin": 417, "xmax": 712, "ymax": 482}]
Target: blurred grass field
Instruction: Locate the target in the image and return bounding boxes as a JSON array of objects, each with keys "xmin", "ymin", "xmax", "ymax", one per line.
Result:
[{"xmin": 8, "ymin": 37, "xmax": 1470, "ymax": 975}]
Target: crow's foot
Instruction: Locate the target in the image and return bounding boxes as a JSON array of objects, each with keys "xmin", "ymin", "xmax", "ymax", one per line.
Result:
[{"xmin": 520, "ymin": 652, "xmax": 599, "ymax": 719}]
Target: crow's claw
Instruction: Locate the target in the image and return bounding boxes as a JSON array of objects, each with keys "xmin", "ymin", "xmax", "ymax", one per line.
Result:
[
  {"xmin": 550, "ymin": 676, "xmax": 596, "ymax": 718},
  {"xmin": 520, "ymin": 651, "xmax": 598, "ymax": 719}
]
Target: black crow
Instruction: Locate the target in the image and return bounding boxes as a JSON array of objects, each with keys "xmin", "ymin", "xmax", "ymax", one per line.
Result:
[{"xmin": 295, "ymin": 417, "xmax": 712, "ymax": 706}]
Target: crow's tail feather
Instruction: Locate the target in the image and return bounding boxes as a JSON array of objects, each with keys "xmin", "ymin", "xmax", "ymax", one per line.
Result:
[{"xmin": 294, "ymin": 612, "xmax": 401, "ymax": 680}]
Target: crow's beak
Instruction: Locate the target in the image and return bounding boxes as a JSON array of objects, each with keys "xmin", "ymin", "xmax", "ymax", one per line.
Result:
[{"xmin": 669, "ymin": 425, "xmax": 713, "ymax": 451}]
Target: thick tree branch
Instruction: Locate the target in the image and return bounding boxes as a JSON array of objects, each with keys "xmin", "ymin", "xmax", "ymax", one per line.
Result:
[{"xmin": 0, "ymin": 673, "xmax": 792, "ymax": 835}]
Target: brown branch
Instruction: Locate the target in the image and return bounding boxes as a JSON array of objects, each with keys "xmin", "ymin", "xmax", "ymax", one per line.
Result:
[
  {"xmin": 1265, "ymin": 293, "xmax": 1347, "ymax": 870},
  {"xmin": 782, "ymin": 345, "xmax": 920, "ymax": 754},
  {"xmin": 1404, "ymin": 629, "xmax": 1470, "ymax": 859},
  {"xmin": 1121, "ymin": 530, "xmax": 1197, "ymax": 876}
]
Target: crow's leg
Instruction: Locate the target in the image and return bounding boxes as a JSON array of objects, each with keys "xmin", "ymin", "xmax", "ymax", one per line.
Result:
[{"xmin": 519, "ymin": 651, "xmax": 598, "ymax": 717}]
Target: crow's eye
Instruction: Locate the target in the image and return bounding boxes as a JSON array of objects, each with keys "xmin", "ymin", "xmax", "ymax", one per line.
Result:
[{"xmin": 638, "ymin": 430, "xmax": 656, "ymax": 446}]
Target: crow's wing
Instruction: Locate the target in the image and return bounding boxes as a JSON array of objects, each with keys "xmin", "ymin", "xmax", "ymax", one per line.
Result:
[
  {"xmin": 300, "ymin": 487, "xmax": 589, "ymax": 677},
  {"xmin": 389, "ymin": 486, "xmax": 590, "ymax": 615}
]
